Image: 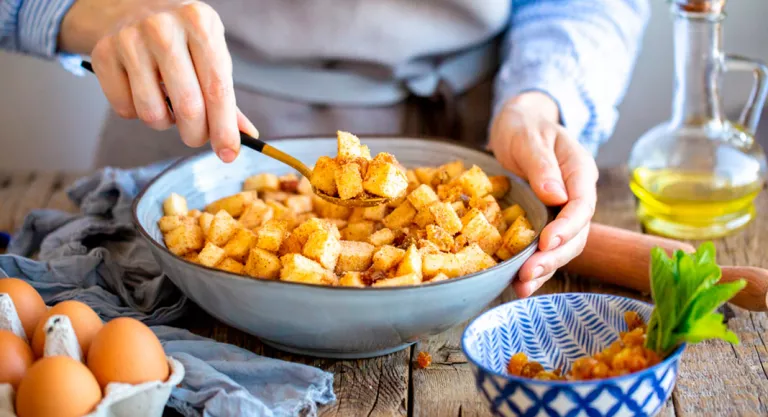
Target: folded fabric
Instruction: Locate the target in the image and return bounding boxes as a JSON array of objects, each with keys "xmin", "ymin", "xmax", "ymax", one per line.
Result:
[{"xmin": 0, "ymin": 161, "xmax": 335, "ymax": 417}]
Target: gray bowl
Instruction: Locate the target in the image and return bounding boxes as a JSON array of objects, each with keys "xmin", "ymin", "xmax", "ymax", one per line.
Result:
[{"xmin": 133, "ymin": 137, "xmax": 549, "ymax": 359}]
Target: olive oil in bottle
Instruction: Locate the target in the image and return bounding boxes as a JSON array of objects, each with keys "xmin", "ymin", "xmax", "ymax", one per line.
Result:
[
  {"xmin": 627, "ymin": 0, "xmax": 767, "ymax": 239},
  {"xmin": 630, "ymin": 168, "xmax": 764, "ymax": 239}
]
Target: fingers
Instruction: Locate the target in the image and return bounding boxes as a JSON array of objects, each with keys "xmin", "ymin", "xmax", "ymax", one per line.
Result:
[
  {"xmin": 539, "ymin": 133, "xmax": 598, "ymax": 251},
  {"xmin": 513, "ymin": 272, "xmax": 554, "ymax": 299},
  {"xmin": 237, "ymin": 108, "xmax": 260, "ymax": 139},
  {"xmin": 91, "ymin": 39, "xmax": 136, "ymax": 120},
  {"xmin": 182, "ymin": 2, "xmax": 240, "ymax": 162},
  {"xmin": 142, "ymin": 12, "xmax": 209, "ymax": 148},
  {"xmin": 489, "ymin": 131, "xmax": 523, "ymax": 178},
  {"xmin": 516, "ymin": 128, "xmax": 568, "ymax": 206},
  {"xmin": 518, "ymin": 224, "xmax": 590, "ymax": 283},
  {"xmin": 115, "ymin": 26, "xmax": 174, "ymax": 130}
]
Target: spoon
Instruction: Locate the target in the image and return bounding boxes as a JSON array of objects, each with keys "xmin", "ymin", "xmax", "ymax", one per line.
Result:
[{"xmin": 79, "ymin": 61, "xmax": 390, "ymax": 208}]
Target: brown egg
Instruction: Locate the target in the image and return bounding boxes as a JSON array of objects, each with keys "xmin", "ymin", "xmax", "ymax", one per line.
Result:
[
  {"xmin": 15, "ymin": 356, "xmax": 102, "ymax": 417},
  {"xmin": 31, "ymin": 300, "xmax": 104, "ymax": 358},
  {"xmin": 87, "ymin": 317, "xmax": 169, "ymax": 389},
  {"xmin": 0, "ymin": 278, "xmax": 47, "ymax": 339},
  {"xmin": 0, "ymin": 330, "xmax": 34, "ymax": 389}
]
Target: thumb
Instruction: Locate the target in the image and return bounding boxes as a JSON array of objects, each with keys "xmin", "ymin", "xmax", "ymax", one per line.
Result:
[
  {"xmin": 237, "ymin": 108, "xmax": 260, "ymax": 139},
  {"xmin": 517, "ymin": 136, "xmax": 568, "ymax": 206}
]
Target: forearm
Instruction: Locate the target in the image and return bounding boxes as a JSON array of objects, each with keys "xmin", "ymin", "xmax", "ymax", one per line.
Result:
[{"xmin": 495, "ymin": 0, "xmax": 650, "ymax": 155}]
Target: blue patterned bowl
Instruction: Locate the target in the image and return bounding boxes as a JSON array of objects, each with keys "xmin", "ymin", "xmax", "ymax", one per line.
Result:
[{"xmin": 462, "ymin": 293, "xmax": 684, "ymax": 417}]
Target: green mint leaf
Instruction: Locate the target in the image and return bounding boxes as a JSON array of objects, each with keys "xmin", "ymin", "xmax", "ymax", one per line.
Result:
[
  {"xmin": 646, "ymin": 247, "xmax": 677, "ymax": 352},
  {"xmin": 674, "ymin": 243, "xmax": 720, "ymax": 314},
  {"xmin": 690, "ymin": 242, "xmax": 721, "ymax": 291},
  {"xmin": 645, "ymin": 242, "xmax": 744, "ymax": 357},
  {"xmin": 675, "ymin": 243, "xmax": 725, "ymax": 331},
  {"xmin": 678, "ymin": 279, "xmax": 746, "ymax": 334},
  {"xmin": 675, "ymin": 253, "xmax": 696, "ymax": 312},
  {"xmin": 645, "ymin": 310, "xmax": 662, "ymax": 352},
  {"xmin": 678, "ymin": 313, "xmax": 739, "ymax": 345},
  {"xmin": 693, "ymin": 242, "xmax": 716, "ymax": 265}
]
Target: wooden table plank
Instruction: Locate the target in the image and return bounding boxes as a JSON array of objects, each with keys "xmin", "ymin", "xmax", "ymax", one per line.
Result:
[
  {"xmin": 201, "ymin": 322, "xmax": 410, "ymax": 416},
  {"xmin": 592, "ymin": 166, "xmax": 642, "ymax": 232},
  {"xmin": 12, "ymin": 172, "xmax": 61, "ymax": 228},
  {"xmin": 0, "ymin": 171, "xmax": 35, "ymax": 233},
  {"xmin": 410, "ymin": 288, "xmax": 506, "ymax": 417},
  {"xmin": 0, "ymin": 171, "xmax": 12, "ymax": 188},
  {"xmin": 45, "ymin": 172, "xmax": 85, "ymax": 213},
  {"xmin": 318, "ymin": 352, "xmax": 409, "ymax": 417}
]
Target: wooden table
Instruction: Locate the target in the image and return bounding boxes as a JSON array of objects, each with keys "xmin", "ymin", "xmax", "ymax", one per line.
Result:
[{"xmin": 1, "ymin": 167, "xmax": 766, "ymax": 417}]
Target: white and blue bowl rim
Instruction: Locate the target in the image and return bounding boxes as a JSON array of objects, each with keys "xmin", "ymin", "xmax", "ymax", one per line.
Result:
[{"xmin": 460, "ymin": 293, "xmax": 686, "ymax": 387}]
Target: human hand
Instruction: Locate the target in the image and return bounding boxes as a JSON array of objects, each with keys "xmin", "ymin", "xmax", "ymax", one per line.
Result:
[
  {"xmin": 59, "ymin": 0, "xmax": 258, "ymax": 162},
  {"xmin": 489, "ymin": 92, "xmax": 598, "ymax": 298}
]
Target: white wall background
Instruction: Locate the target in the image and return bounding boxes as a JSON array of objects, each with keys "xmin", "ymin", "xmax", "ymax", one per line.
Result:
[{"xmin": 0, "ymin": 1, "xmax": 766, "ymax": 171}]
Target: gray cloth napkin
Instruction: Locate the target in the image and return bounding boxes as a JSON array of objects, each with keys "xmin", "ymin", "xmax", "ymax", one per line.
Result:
[{"xmin": 0, "ymin": 161, "xmax": 336, "ymax": 417}]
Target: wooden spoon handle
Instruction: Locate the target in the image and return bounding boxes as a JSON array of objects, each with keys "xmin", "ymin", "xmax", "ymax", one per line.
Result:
[{"xmin": 563, "ymin": 223, "xmax": 768, "ymax": 312}]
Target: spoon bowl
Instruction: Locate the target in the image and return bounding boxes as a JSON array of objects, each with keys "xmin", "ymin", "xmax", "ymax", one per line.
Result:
[
  {"xmin": 243, "ymin": 134, "xmax": 394, "ymax": 207},
  {"xmin": 312, "ymin": 189, "xmax": 390, "ymax": 207}
]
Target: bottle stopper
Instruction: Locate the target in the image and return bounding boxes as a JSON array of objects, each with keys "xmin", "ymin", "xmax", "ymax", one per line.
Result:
[{"xmin": 673, "ymin": 0, "xmax": 726, "ymax": 14}]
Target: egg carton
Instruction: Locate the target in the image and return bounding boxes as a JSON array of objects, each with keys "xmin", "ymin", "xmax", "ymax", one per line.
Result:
[{"xmin": 0, "ymin": 293, "xmax": 185, "ymax": 417}]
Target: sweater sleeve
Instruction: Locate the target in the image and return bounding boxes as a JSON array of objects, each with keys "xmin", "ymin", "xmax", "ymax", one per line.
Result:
[
  {"xmin": 0, "ymin": 0, "xmax": 83, "ymax": 73},
  {"xmin": 495, "ymin": 0, "xmax": 650, "ymax": 155}
]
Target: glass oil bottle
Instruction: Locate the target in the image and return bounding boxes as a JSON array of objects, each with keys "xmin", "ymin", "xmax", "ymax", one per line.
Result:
[{"xmin": 628, "ymin": 0, "xmax": 768, "ymax": 239}]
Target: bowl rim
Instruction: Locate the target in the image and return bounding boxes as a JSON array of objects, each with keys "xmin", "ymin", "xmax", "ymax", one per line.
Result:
[
  {"xmin": 460, "ymin": 292, "xmax": 686, "ymax": 386},
  {"xmin": 131, "ymin": 135, "xmax": 549, "ymax": 293}
]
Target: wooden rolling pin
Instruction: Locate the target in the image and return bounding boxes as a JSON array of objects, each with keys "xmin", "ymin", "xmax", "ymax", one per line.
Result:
[{"xmin": 563, "ymin": 223, "xmax": 768, "ymax": 312}]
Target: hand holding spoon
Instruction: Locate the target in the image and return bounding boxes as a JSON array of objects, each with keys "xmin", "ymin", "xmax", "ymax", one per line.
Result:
[{"xmin": 80, "ymin": 61, "xmax": 390, "ymax": 208}]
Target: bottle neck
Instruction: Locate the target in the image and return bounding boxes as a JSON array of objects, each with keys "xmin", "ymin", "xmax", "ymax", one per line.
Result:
[{"xmin": 669, "ymin": 12, "xmax": 725, "ymax": 128}]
